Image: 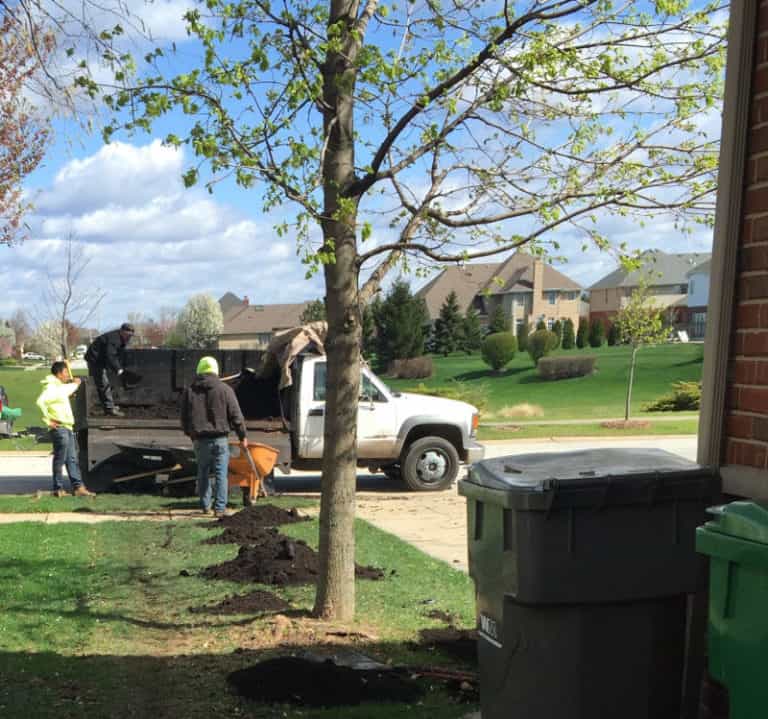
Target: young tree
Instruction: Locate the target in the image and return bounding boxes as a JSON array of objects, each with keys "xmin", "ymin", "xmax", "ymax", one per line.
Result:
[
  {"xmin": 561, "ymin": 319, "xmax": 575, "ymax": 350},
  {"xmin": 516, "ymin": 321, "xmax": 530, "ymax": 353},
  {"xmin": 589, "ymin": 318, "xmax": 605, "ymax": 348},
  {"xmin": 461, "ymin": 308, "xmax": 484, "ymax": 354},
  {"xmin": 576, "ymin": 320, "xmax": 588, "ymax": 349},
  {"xmin": 488, "ymin": 305, "xmax": 510, "ymax": 334},
  {"xmin": 614, "ymin": 284, "xmax": 669, "ymax": 421},
  {"xmin": 433, "ymin": 291, "xmax": 463, "ymax": 356},
  {"xmin": 551, "ymin": 320, "xmax": 563, "ymax": 350},
  {"xmin": 64, "ymin": 0, "xmax": 726, "ymax": 620},
  {"xmin": 0, "ymin": 14, "xmax": 52, "ymax": 245},
  {"xmin": 300, "ymin": 299, "xmax": 327, "ymax": 324},
  {"xmin": 177, "ymin": 294, "xmax": 224, "ymax": 349},
  {"xmin": 8, "ymin": 309, "xmax": 31, "ymax": 356},
  {"xmin": 607, "ymin": 322, "xmax": 620, "ymax": 346},
  {"xmin": 375, "ymin": 282, "xmax": 428, "ymax": 368},
  {"xmin": 41, "ymin": 233, "xmax": 106, "ymax": 359},
  {"xmin": 481, "ymin": 332, "xmax": 517, "ymax": 372},
  {"xmin": 536, "ymin": 318, "xmax": 547, "ymax": 331}
]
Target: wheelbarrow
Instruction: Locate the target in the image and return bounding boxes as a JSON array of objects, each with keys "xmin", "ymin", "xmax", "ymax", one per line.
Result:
[{"xmin": 228, "ymin": 442, "xmax": 279, "ymax": 506}]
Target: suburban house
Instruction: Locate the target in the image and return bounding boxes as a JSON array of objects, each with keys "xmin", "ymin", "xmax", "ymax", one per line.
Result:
[
  {"xmin": 217, "ymin": 293, "xmax": 310, "ymax": 349},
  {"xmin": 588, "ymin": 250, "xmax": 711, "ymax": 337},
  {"xmin": 417, "ymin": 251, "xmax": 582, "ymax": 333}
]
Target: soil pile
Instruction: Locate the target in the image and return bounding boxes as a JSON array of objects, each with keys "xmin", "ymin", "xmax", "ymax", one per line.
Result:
[
  {"xmin": 189, "ymin": 590, "xmax": 291, "ymax": 615},
  {"xmin": 228, "ymin": 657, "xmax": 424, "ymax": 707},
  {"xmin": 205, "ymin": 505, "xmax": 309, "ymax": 544},
  {"xmin": 417, "ymin": 627, "xmax": 478, "ymax": 665},
  {"xmin": 201, "ymin": 527, "xmax": 384, "ymax": 585}
]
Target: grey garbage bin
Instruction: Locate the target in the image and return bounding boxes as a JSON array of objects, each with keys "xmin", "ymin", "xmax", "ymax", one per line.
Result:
[{"xmin": 458, "ymin": 448, "xmax": 719, "ymax": 719}]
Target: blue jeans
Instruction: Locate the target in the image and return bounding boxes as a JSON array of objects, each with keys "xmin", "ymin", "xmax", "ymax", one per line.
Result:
[
  {"xmin": 51, "ymin": 427, "xmax": 83, "ymax": 491},
  {"xmin": 195, "ymin": 436, "xmax": 230, "ymax": 512}
]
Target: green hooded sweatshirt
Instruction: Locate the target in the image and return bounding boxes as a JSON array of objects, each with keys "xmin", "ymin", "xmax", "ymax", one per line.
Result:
[{"xmin": 36, "ymin": 375, "xmax": 79, "ymax": 430}]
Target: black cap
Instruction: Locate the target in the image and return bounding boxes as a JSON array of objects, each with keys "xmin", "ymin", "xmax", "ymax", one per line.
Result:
[{"xmin": 120, "ymin": 323, "xmax": 135, "ymax": 333}]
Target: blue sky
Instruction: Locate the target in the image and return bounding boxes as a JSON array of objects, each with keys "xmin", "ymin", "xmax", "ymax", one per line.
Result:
[{"xmin": 1, "ymin": 0, "xmax": 720, "ymax": 330}]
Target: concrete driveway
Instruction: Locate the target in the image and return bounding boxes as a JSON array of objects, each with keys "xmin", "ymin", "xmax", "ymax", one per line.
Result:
[{"xmin": 0, "ymin": 436, "xmax": 698, "ymax": 570}]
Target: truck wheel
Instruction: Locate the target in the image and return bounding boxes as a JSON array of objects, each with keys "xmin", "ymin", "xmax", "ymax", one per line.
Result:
[{"xmin": 401, "ymin": 437, "xmax": 459, "ymax": 491}]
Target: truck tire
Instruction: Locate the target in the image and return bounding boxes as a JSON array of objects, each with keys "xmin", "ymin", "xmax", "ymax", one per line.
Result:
[{"xmin": 401, "ymin": 437, "xmax": 459, "ymax": 491}]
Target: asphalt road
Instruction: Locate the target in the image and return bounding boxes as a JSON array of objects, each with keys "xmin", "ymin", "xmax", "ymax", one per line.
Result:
[{"xmin": 0, "ymin": 435, "xmax": 698, "ymax": 495}]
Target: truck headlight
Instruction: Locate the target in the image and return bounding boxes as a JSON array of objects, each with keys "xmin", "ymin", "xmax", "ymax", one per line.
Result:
[{"xmin": 471, "ymin": 412, "xmax": 479, "ymax": 438}]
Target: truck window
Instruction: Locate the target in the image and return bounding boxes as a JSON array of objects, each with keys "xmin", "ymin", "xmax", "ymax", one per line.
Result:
[
  {"xmin": 313, "ymin": 362, "xmax": 385, "ymax": 402},
  {"xmin": 313, "ymin": 362, "xmax": 327, "ymax": 401}
]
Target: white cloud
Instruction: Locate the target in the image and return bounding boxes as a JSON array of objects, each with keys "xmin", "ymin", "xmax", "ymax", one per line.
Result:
[{"xmin": 2, "ymin": 140, "xmax": 323, "ymax": 327}]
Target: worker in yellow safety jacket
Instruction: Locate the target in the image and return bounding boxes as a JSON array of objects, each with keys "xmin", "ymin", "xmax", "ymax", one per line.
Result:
[{"xmin": 36, "ymin": 361, "xmax": 96, "ymax": 497}]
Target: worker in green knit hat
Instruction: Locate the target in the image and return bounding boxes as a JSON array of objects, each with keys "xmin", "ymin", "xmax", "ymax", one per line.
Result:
[{"xmin": 181, "ymin": 356, "xmax": 248, "ymax": 517}]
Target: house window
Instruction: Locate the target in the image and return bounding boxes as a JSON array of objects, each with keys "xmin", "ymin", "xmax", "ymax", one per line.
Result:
[
  {"xmin": 547, "ymin": 318, "xmax": 554, "ymax": 330},
  {"xmin": 515, "ymin": 318, "xmax": 524, "ymax": 333},
  {"xmin": 679, "ymin": 284, "xmax": 688, "ymax": 294},
  {"xmin": 547, "ymin": 291, "xmax": 556, "ymax": 305}
]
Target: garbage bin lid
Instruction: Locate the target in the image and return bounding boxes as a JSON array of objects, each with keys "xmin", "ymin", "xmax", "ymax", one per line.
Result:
[
  {"xmin": 705, "ymin": 501, "xmax": 768, "ymax": 545},
  {"xmin": 467, "ymin": 448, "xmax": 706, "ymax": 492}
]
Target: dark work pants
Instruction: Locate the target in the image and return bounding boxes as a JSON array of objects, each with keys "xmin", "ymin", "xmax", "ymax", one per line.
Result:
[{"xmin": 89, "ymin": 364, "xmax": 115, "ymax": 411}]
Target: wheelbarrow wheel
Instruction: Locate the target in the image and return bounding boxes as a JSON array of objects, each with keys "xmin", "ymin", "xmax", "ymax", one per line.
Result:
[{"xmin": 242, "ymin": 486, "xmax": 253, "ymax": 507}]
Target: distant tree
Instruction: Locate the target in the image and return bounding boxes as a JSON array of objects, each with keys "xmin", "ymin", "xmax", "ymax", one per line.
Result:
[
  {"xmin": 607, "ymin": 321, "xmax": 620, "ymax": 346},
  {"xmin": 614, "ymin": 283, "xmax": 669, "ymax": 421},
  {"xmin": 562, "ymin": 319, "xmax": 576, "ymax": 350},
  {"xmin": 589, "ymin": 318, "xmax": 605, "ymax": 348},
  {"xmin": 481, "ymin": 332, "xmax": 517, "ymax": 372},
  {"xmin": 8, "ymin": 309, "xmax": 31, "ymax": 356},
  {"xmin": 177, "ymin": 294, "xmax": 224, "ymax": 348},
  {"xmin": 552, "ymin": 320, "xmax": 563, "ymax": 349},
  {"xmin": 376, "ymin": 281, "xmax": 428, "ymax": 367},
  {"xmin": 488, "ymin": 305, "xmax": 510, "ymax": 334},
  {"xmin": 433, "ymin": 291, "xmax": 464, "ymax": 356},
  {"xmin": 300, "ymin": 299, "xmax": 327, "ymax": 324},
  {"xmin": 576, "ymin": 319, "xmax": 588, "ymax": 349},
  {"xmin": 361, "ymin": 303, "xmax": 377, "ymax": 361},
  {"xmin": 28, "ymin": 320, "xmax": 61, "ymax": 358},
  {"xmin": 461, "ymin": 308, "xmax": 484, "ymax": 354},
  {"xmin": 517, "ymin": 321, "xmax": 530, "ymax": 352}
]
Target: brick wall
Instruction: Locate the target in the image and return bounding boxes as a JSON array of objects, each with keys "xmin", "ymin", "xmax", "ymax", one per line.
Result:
[{"xmin": 725, "ymin": 2, "xmax": 768, "ymax": 469}]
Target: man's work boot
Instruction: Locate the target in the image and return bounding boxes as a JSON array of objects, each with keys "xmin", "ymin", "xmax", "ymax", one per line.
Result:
[
  {"xmin": 73, "ymin": 485, "xmax": 96, "ymax": 497},
  {"xmin": 53, "ymin": 489, "xmax": 69, "ymax": 498},
  {"xmin": 105, "ymin": 407, "xmax": 124, "ymax": 417}
]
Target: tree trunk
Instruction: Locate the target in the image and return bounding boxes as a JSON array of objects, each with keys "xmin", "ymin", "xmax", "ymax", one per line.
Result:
[
  {"xmin": 625, "ymin": 346, "xmax": 638, "ymax": 421},
  {"xmin": 313, "ymin": 0, "xmax": 361, "ymax": 621}
]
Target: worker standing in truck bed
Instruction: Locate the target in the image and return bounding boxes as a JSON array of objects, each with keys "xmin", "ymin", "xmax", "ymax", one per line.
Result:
[{"xmin": 85, "ymin": 322, "xmax": 134, "ymax": 416}]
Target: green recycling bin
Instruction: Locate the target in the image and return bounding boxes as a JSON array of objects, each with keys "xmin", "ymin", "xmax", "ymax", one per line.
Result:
[{"xmin": 697, "ymin": 502, "xmax": 768, "ymax": 719}]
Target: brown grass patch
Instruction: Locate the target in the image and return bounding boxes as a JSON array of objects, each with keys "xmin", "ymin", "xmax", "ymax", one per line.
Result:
[
  {"xmin": 497, "ymin": 403, "xmax": 544, "ymax": 419},
  {"xmin": 600, "ymin": 419, "xmax": 651, "ymax": 430}
]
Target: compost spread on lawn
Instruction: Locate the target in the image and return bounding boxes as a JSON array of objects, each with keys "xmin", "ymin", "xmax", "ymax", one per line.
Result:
[
  {"xmin": 228, "ymin": 657, "xmax": 424, "ymax": 707},
  {"xmin": 204, "ymin": 505, "xmax": 310, "ymax": 544},
  {"xmin": 201, "ymin": 527, "xmax": 384, "ymax": 585},
  {"xmin": 189, "ymin": 589, "xmax": 291, "ymax": 615}
]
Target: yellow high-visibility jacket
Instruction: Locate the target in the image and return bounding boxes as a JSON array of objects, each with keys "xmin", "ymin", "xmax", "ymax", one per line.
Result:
[{"xmin": 36, "ymin": 375, "xmax": 79, "ymax": 430}]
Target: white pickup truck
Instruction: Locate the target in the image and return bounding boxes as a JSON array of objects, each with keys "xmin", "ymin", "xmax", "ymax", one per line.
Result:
[
  {"xmin": 74, "ymin": 348, "xmax": 484, "ymax": 493},
  {"xmin": 295, "ymin": 355, "xmax": 483, "ymax": 490}
]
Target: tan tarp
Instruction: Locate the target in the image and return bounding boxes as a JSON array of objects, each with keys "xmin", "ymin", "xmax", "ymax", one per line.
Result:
[{"xmin": 264, "ymin": 321, "xmax": 328, "ymax": 389}]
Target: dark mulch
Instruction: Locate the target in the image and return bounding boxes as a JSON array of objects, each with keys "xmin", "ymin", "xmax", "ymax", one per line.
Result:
[
  {"xmin": 189, "ymin": 589, "xmax": 291, "ymax": 615},
  {"xmin": 415, "ymin": 627, "xmax": 478, "ymax": 665},
  {"xmin": 424, "ymin": 609, "xmax": 457, "ymax": 624},
  {"xmin": 200, "ymin": 527, "xmax": 384, "ymax": 586},
  {"xmin": 204, "ymin": 505, "xmax": 310, "ymax": 545},
  {"xmin": 228, "ymin": 657, "xmax": 424, "ymax": 707}
]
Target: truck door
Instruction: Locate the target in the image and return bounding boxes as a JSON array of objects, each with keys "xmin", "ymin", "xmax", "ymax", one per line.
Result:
[{"xmin": 299, "ymin": 361, "xmax": 398, "ymax": 460}]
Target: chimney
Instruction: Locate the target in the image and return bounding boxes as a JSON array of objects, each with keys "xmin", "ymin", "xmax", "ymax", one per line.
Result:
[
  {"xmin": 243, "ymin": 295, "xmax": 249, "ymax": 306},
  {"xmin": 531, "ymin": 259, "xmax": 545, "ymax": 319}
]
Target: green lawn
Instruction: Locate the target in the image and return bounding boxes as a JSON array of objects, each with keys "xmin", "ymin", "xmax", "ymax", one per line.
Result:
[
  {"xmin": 478, "ymin": 418, "xmax": 699, "ymax": 440},
  {"xmin": 0, "ymin": 365, "xmax": 88, "ymax": 450},
  {"xmin": 0, "ymin": 516, "xmax": 477, "ymax": 718},
  {"xmin": 386, "ymin": 344, "xmax": 704, "ymax": 422}
]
